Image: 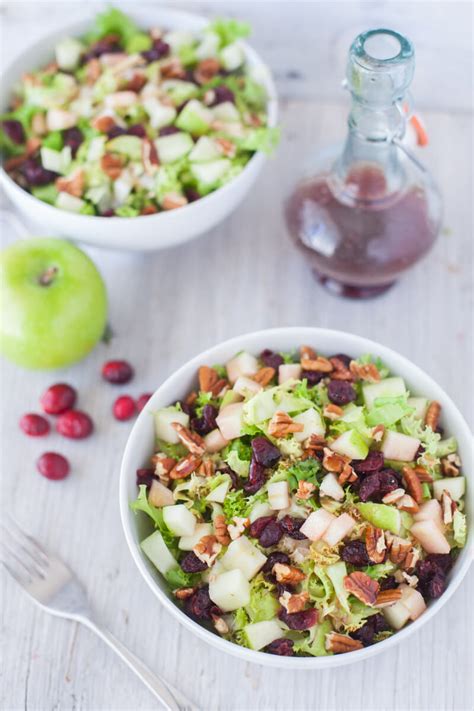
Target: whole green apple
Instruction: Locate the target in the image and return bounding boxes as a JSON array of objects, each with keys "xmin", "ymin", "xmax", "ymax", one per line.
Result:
[{"xmin": 0, "ymin": 238, "xmax": 107, "ymax": 369}]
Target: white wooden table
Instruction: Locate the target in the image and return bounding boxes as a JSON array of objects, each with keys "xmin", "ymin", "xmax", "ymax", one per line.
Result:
[{"xmin": 1, "ymin": 3, "xmax": 473, "ymax": 710}]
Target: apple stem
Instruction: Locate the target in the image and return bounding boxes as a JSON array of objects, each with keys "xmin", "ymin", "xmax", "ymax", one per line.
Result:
[{"xmin": 39, "ymin": 266, "xmax": 58, "ymax": 286}]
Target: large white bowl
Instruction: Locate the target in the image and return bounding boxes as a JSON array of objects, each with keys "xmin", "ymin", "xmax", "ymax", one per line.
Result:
[
  {"xmin": 0, "ymin": 8, "xmax": 277, "ymax": 251},
  {"xmin": 120, "ymin": 327, "xmax": 472, "ymax": 669}
]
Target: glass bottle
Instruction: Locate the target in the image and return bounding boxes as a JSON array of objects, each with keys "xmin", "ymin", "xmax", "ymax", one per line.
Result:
[{"xmin": 285, "ymin": 29, "xmax": 442, "ymax": 298}]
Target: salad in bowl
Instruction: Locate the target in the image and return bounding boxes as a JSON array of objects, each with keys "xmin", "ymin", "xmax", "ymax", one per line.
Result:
[{"xmin": 122, "ymin": 331, "xmax": 469, "ymax": 664}]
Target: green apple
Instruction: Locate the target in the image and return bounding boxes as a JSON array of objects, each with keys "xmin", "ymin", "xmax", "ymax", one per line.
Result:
[
  {"xmin": 357, "ymin": 502, "xmax": 401, "ymax": 534},
  {"xmin": 0, "ymin": 238, "xmax": 107, "ymax": 369}
]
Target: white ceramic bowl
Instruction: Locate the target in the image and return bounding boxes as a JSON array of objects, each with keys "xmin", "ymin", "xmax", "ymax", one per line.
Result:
[
  {"xmin": 120, "ymin": 327, "xmax": 472, "ymax": 669},
  {"xmin": 0, "ymin": 9, "xmax": 277, "ymax": 251}
]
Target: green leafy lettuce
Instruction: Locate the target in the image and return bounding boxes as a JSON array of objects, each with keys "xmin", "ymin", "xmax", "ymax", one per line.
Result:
[
  {"xmin": 209, "ymin": 18, "xmax": 251, "ymax": 47},
  {"xmin": 293, "ymin": 619, "xmax": 332, "ymax": 657},
  {"xmin": 453, "ymin": 510, "xmax": 466, "ymax": 547},
  {"xmin": 130, "ymin": 485, "xmax": 176, "ymax": 550},
  {"xmin": 245, "ymin": 574, "xmax": 279, "ymax": 622}
]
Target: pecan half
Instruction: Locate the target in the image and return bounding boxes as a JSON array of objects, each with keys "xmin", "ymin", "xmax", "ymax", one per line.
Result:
[
  {"xmin": 323, "ymin": 403, "xmax": 344, "ymax": 421},
  {"xmin": 413, "ymin": 465, "xmax": 433, "ymax": 483},
  {"xmin": 349, "ymin": 361, "xmax": 381, "ymax": 382},
  {"xmin": 193, "ymin": 535, "xmax": 221, "ymax": 566},
  {"xmin": 198, "ymin": 459, "xmax": 215, "ymax": 478},
  {"xmin": 101, "ymin": 153, "xmax": 124, "ymax": 179},
  {"xmin": 302, "ymin": 356, "xmax": 333, "ymax": 373},
  {"xmin": 300, "ymin": 345, "xmax": 317, "ymax": 361},
  {"xmin": 441, "ymin": 453, "xmax": 461, "ymax": 477},
  {"xmin": 273, "ymin": 563, "xmax": 306, "ymax": 586},
  {"xmin": 296, "ymin": 480, "xmax": 316, "ymax": 500},
  {"xmin": 161, "ymin": 57, "xmax": 186, "ymax": 79},
  {"xmin": 141, "ymin": 205, "xmax": 158, "ymax": 215},
  {"xmin": 151, "ymin": 452, "xmax": 176, "ymax": 485},
  {"xmin": 397, "ymin": 494, "xmax": 420, "ymax": 514},
  {"xmin": 338, "ymin": 463, "xmax": 357, "ymax": 485},
  {"xmin": 268, "ymin": 411, "xmax": 304, "ymax": 438},
  {"xmin": 174, "ymin": 587, "xmax": 196, "ymax": 600},
  {"xmin": 385, "ymin": 533, "xmax": 412, "ymax": 565},
  {"xmin": 279, "ymin": 591, "xmax": 309, "ymax": 614},
  {"xmin": 329, "ymin": 357, "xmax": 353, "ymax": 381},
  {"xmin": 375, "ymin": 589, "xmax": 402, "ymax": 608},
  {"xmin": 371, "ymin": 424, "xmax": 386, "ymax": 442},
  {"xmin": 424, "ymin": 401, "xmax": 441, "ymax": 431},
  {"xmin": 402, "ymin": 548, "xmax": 420, "ymax": 571},
  {"xmin": 303, "ymin": 434, "xmax": 327, "ymax": 456},
  {"xmin": 402, "ymin": 466, "xmax": 423, "ymax": 504},
  {"xmin": 124, "ymin": 72, "xmax": 147, "ymax": 93},
  {"xmin": 92, "ymin": 114, "xmax": 116, "ymax": 133},
  {"xmin": 382, "ymin": 488, "xmax": 405, "ymax": 504},
  {"xmin": 162, "ymin": 192, "xmax": 188, "ymax": 210},
  {"xmin": 344, "ymin": 571, "xmax": 379, "ymax": 606},
  {"xmin": 171, "ymin": 422, "xmax": 206, "ymax": 456},
  {"xmin": 441, "ymin": 490, "xmax": 456, "ymax": 524},
  {"xmin": 86, "ymin": 58, "xmax": 101, "ymax": 84},
  {"xmin": 214, "ymin": 514, "xmax": 231, "ymax": 545},
  {"xmin": 325, "ymin": 632, "xmax": 363, "ymax": 654},
  {"xmin": 253, "ymin": 367, "xmax": 276, "ymax": 387},
  {"xmin": 56, "ymin": 169, "xmax": 84, "ymax": 198},
  {"xmin": 194, "ymin": 58, "xmax": 221, "ymax": 84},
  {"xmin": 322, "ymin": 447, "xmax": 349, "ymax": 473},
  {"xmin": 198, "ymin": 365, "xmax": 219, "ymax": 392},
  {"xmin": 365, "ymin": 526, "xmax": 386, "ymax": 564},
  {"xmin": 185, "ymin": 391, "xmax": 198, "ymax": 407},
  {"xmin": 142, "ymin": 138, "xmax": 159, "ymax": 175},
  {"xmin": 169, "ymin": 454, "xmax": 202, "ymax": 480},
  {"xmin": 227, "ymin": 516, "xmax": 249, "ymax": 541},
  {"xmin": 215, "ymin": 137, "xmax": 237, "ymax": 158}
]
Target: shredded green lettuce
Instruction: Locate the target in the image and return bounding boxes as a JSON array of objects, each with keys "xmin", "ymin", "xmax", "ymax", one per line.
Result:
[
  {"xmin": 453, "ymin": 510, "xmax": 467, "ymax": 547},
  {"xmin": 367, "ymin": 396, "xmax": 414, "ymax": 427},
  {"xmin": 363, "ymin": 561, "xmax": 397, "ymax": 579},
  {"xmin": 165, "ymin": 567, "xmax": 200, "ymax": 589},
  {"xmin": 85, "ymin": 7, "xmax": 139, "ymax": 44},
  {"xmin": 209, "ymin": 18, "xmax": 251, "ymax": 47},
  {"xmin": 155, "ymin": 438, "xmax": 187, "ymax": 460},
  {"xmin": 326, "ymin": 561, "xmax": 350, "ymax": 613},
  {"xmin": 245, "ymin": 574, "xmax": 279, "ymax": 622},
  {"xmin": 287, "ymin": 458, "xmax": 321, "ymax": 493},
  {"xmin": 293, "ymin": 619, "xmax": 332, "ymax": 657},
  {"xmin": 130, "ymin": 485, "xmax": 176, "ymax": 549},
  {"xmin": 357, "ymin": 354, "xmax": 390, "ymax": 379},
  {"xmin": 238, "ymin": 127, "xmax": 280, "ymax": 155}
]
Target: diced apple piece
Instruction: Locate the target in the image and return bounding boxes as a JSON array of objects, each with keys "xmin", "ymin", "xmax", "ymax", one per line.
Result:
[
  {"xmin": 141, "ymin": 531, "xmax": 177, "ymax": 575},
  {"xmin": 204, "ymin": 428, "xmax": 228, "ymax": 453},
  {"xmin": 362, "ymin": 377, "xmax": 407, "ymax": 409},
  {"xmin": 206, "ymin": 478, "xmax": 231, "ymax": 503},
  {"xmin": 407, "ymin": 397, "xmax": 429, "ymax": 420},
  {"xmin": 226, "ymin": 352, "xmax": 259, "ymax": 384},
  {"xmin": 249, "ymin": 502, "xmax": 274, "ymax": 523},
  {"xmin": 148, "ymin": 479, "xmax": 174, "ymax": 507},
  {"xmin": 323, "ymin": 513, "xmax": 356, "ymax": 547},
  {"xmin": 244, "ymin": 621, "xmax": 284, "ymax": 651},
  {"xmin": 278, "ymin": 364, "xmax": 302, "ymax": 384},
  {"xmin": 220, "ymin": 390, "xmax": 243, "ymax": 409},
  {"xmin": 399, "ymin": 585, "xmax": 427, "ymax": 620},
  {"xmin": 329, "ymin": 430, "xmax": 369, "ymax": 460},
  {"xmin": 410, "ymin": 519, "xmax": 450, "ymax": 554},
  {"xmin": 433, "ymin": 477, "xmax": 466, "ymax": 502},
  {"xmin": 178, "ymin": 523, "xmax": 213, "ymax": 551},
  {"xmin": 413, "ymin": 500, "xmax": 444, "ymax": 531},
  {"xmin": 300, "ymin": 508, "xmax": 336, "ymax": 541},
  {"xmin": 292, "ymin": 408, "xmax": 326, "ymax": 442},
  {"xmin": 221, "ymin": 536, "xmax": 267, "ymax": 580},
  {"xmin": 268, "ymin": 481, "xmax": 290, "ymax": 510},
  {"xmin": 357, "ymin": 503, "xmax": 401, "ymax": 534},
  {"xmin": 154, "ymin": 407, "xmax": 189, "ymax": 444},
  {"xmin": 319, "ymin": 473, "xmax": 345, "ymax": 501},
  {"xmin": 381, "ymin": 430, "xmax": 420, "ymax": 462},
  {"xmin": 216, "ymin": 402, "xmax": 244, "ymax": 440},
  {"xmin": 233, "ymin": 376, "xmax": 262, "ymax": 397},
  {"xmin": 162, "ymin": 505, "xmax": 196, "ymax": 537},
  {"xmin": 383, "ymin": 600, "xmax": 411, "ymax": 630},
  {"xmin": 209, "ymin": 568, "xmax": 250, "ymax": 612}
]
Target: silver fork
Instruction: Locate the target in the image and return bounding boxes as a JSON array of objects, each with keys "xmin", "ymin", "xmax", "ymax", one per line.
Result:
[{"xmin": 0, "ymin": 516, "xmax": 197, "ymax": 711}]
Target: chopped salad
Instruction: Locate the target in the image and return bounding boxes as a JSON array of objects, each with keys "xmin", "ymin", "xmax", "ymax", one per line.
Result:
[
  {"xmin": 132, "ymin": 346, "xmax": 467, "ymax": 657},
  {"xmin": 1, "ymin": 8, "xmax": 277, "ymax": 217}
]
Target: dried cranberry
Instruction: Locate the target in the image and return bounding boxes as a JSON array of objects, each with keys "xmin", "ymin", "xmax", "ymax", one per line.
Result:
[
  {"xmin": 358, "ymin": 469, "xmax": 399, "ymax": 502},
  {"xmin": 63, "ymin": 127, "xmax": 83, "ymax": 157},
  {"xmin": 107, "ymin": 125, "xmax": 127, "ymax": 139},
  {"xmin": 180, "ymin": 551, "xmax": 208, "ymax": 573},
  {"xmin": 21, "ymin": 158, "xmax": 57, "ymax": 186},
  {"xmin": 102, "ymin": 209, "xmax": 115, "ymax": 217},
  {"xmin": 209, "ymin": 85, "xmax": 235, "ymax": 106},
  {"xmin": 185, "ymin": 187, "xmax": 201, "ymax": 202},
  {"xmin": 113, "ymin": 395, "xmax": 136, "ymax": 421},
  {"xmin": 136, "ymin": 468, "xmax": 155, "ymax": 487},
  {"xmin": 158, "ymin": 125, "xmax": 180, "ymax": 137},
  {"xmin": 265, "ymin": 638, "xmax": 294, "ymax": 656},
  {"xmin": 425, "ymin": 572, "xmax": 446, "ymax": 599},
  {"xmin": 40, "ymin": 383, "xmax": 77, "ymax": 415},
  {"xmin": 280, "ymin": 516, "xmax": 307, "ymax": 540},
  {"xmin": 353, "ymin": 450, "xmax": 385, "ymax": 475},
  {"xmin": 37, "ymin": 452, "xmax": 70, "ymax": 480},
  {"xmin": 83, "ymin": 36, "xmax": 121, "ymax": 61},
  {"xmin": 56, "ymin": 410, "xmax": 93, "ymax": 439},
  {"xmin": 416, "ymin": 554, "xmax": 451, "ymax": 599},
  {"xmin": 191, "ymin": 404, "xmax": 217, "ymax": 435},
  {"xmin": 2, "ymin": 119, "xmax": 25, "ymax": 144},
  {"xmin": 142, "ymin": 39, "xmax": 170, "ymax": 63},
  {"xmin": 251, "ymin": 436, "xmax": 281, "ymax": 468},
  {"xmin": 341, "ymin": 540, "xmax": 371, "ymax": 567},
  {"xmin": 244, "ymin": 457, "xmax": 266, "ymax": 494},
  {"xmin": 329, "ymin": 353, "xmax": 353, "ymax": 368},
  {"xmin": 259, "ymin": 520, "xmax": 283, "ymax": 548},
  {"xmin": 19, "ymin": 413, "xmax": 50, "ymax": 437},
  {"xmin": 424, "ymin": 553, "xmax": 453, "ymax": 574},
  {"xmin": 102, "ymin": 360, "xmax": 134, "ymax": 384},
  {"xmin": 128, "ymin": 124, "xmax": 147, "ymax": 138},
  {"xmin": 221, "ymin": 465, "xmax": 240, "ymax": 490},
  {"xmin": 249, "ymin": 515, "xmax": 275, "ymax": 539},
  {"xmin": 262, "ymin": 551, "xmax": 290, "ymax": 573},
  {"xmin": 302, "ymin": 369, "xmax": 324, "ymax": 386},
  {"xmin": 279, "ymin": 607, "xmax": 318, "ymax": 630},
  {"xmin": 350, "ymin": 613, "xmax": 388, "ymax": 646},
  {"xmin": 379, "ymin": 575, "xmax": 398, "ymax": 591},
  {"xmin": 327, "ymin": 380, "xmax": 356, "ymax": 406},
  {"xmin": 184, "ymin": 585, "xmax": 220, "ymax": 620},
  {"xmin": 136, "ymin": 393, "xmax": 153, "ymax": 412},
  {"xmin": 260, "ymin": 349, "xmax": 284, "ymax": 370}
]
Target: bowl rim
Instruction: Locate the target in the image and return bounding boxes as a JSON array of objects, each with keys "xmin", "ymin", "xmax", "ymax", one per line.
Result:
[
  {"xmin": 119, "ymin": 326, "xmax": 472, "ymax": 669},
  {"xmin": 0, "ymin": 6, "xmax": 278, "ymax": 223}
]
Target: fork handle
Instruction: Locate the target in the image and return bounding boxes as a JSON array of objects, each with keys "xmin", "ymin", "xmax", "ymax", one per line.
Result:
[{"xmin": 81, "ymin": 618, "xmax": 194, "ymax": 710}]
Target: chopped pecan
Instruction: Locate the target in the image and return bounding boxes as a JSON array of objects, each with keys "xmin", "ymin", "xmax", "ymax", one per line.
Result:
[
  {"xmin": 212, "ymin": 615, "xmax": 229, "ymax": 635},
  {"xmin": 101, "ymin": 153, "xmax": 124, "ymax": 179},
  {"xmin": 338, "ymin": 463, "xmax": 357, "ymax": 485},
  {"xmin": 349, "ymin": 361, "xmax": 381, "ymax": 382},
  {"xmin": 227, "ymin": 516, "xmax": 249, "ymax": 541},
  {"xmin": 413, "ymin": 465, "xmax": 433, "ymax": 483},
  {"xmin": 198, "ymin": 365, "xmax": 220, "ymax": 392},
  {"xmin": 198, "ymin": 459, "xmax": 215, "ymax": 478},
  {"xmin": 382, "ymin": 487, "xmax": 405, "ymax": 504},
  {"xmin": 323, "ymin": 403, "xmax": 344, "ymax": 421},
  {"xmin": 252, "ymin": 367, "xmax": 276, "ymax": 387},
  {"xmin": 385, "ymin": 533, "xmax": 412, "ymax": 565},
  {"xmin": 142, "ymin": 138, "xmax": 159, "ymax": 175},
  {"xmin": 185, "ymin": 390, "xmax": 198, "ymax": 407},
  {"xmin": 300, "ymin": 345, "xmax": 317, "ymax": 361},
  {"xmin": 268, "ymin": 411, "xmax": 304, "ymax": 438},
  {"xmin": 344, "ymin": 571, "xmax": 379, "ymax": 606},
  {"xmin": 193, "ymin": 535, "xmax": 221, "ymax": 566},
  {"xmin": 296, "ymin": 480, "xmax": 316, "ymax": 500},
  {"xmin": 325, "ymin": 632, "xmax": 363, "ymax": 654},
  {"xmin": 375, "ymin": 589, "xmax": 402, "ymax": 608},
  {"xmin": 402, "ymin": 466, "xmax": 423, "ymax": 504},
  {"xmin": 214, "ymin": 514, "xmax": 231, "ymax": 545},
  {"xmin": 279, "ymin": 590, "xmax": 309, "ymax": 613},
  {"xmin": 371, "ymin": 424, "xmax": 386, "ymax": 442},
  {"xmin": 86, "ymin": 58, "xmax": 101, "ymax": 85},
  {"xmin": 92, "ymin": 114, "xmax": 116, "ymax": 133},
  {"xmin": 151, "ymin": 452, "xmax": 176, "ymax": 485},
  {"xmin": 301, "ymin": 356, "xmax": 333, "ymax": 373},
  {"xmin": 162, "ymin": 192, "xmax": 188, "ymax": 210},
  {"xmin": 26, "ymin": 137, "xmax": 41, "ymax": 154},
  {"xmin": 215, "ymin": 136, "xmax": 237, "ymax": 158},
  {"xmin": 441, "ymin": 453, "xmax": 461, "ymax": 477},
  {"xmin": 194, "ymin": 57, "xmax": 221, "ymax": 84},
  {"xmin": 329, "ymin": 356, "xmax": 354, "ymax": 381},
  {"xmin": 161, "ymin": 57, "xmax": 186, "ymax": 79},
  {"xmin": 424, "ymin": 401, "xmax": 441, "ymax": 431},
  {"xmin": 322, "ymin": 447, "xmax": 349, "ymax": 474},
  {"xmin": 140, "ymin": 205, "xmax": 158, "ymax": 215},
  {"xmin": 396, "ymin": 570, "xmax": 418, "ymax": 587},
  {"xmin": 304, "ymin": 434, "xmax": 327, "ymax": 456},
  {"xmin": 171, "ymin": 422, "xmax": 206, "ymax": 456},
  {"xmin": 55, "ymin": 169, "xmax": 84, "ymax": 198},
  {"xmin": 396, "ymin": 494, "xmax": 420, "ymax": 513},
  {"xmin": 273, "ymin": 563, "xmax": 306, "ymax": 585},
  {"xmin": 365, "ymin": 525, "xmax": 386, "ymax": 564},
  {"xmin": 169, "ymin": 454, "xmax": 202, "ymax": 480},
  {"xmin": 441, "ymin": 490, "xmax": 456, "ymax": 524},
  {"xmin": 124, "ymin": 72, "xmax": 147, "ymax": 93},
  {"xmin": 174, "ymin": 587, "xmax": 196, "ymax": 600},
  {"xmin": 31, "ymin": 112, "xmax": 47, "ymax": 136},
  {"xmin": 402, "ymin": 548, "xmax": 420, "ymax": 572}
]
